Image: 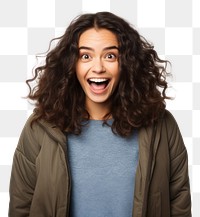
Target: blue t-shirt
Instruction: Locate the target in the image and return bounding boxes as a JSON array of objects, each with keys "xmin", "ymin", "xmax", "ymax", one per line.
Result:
[{"xmin": 67, "ymin": 120, "xmax": 139, "ymax": 217}]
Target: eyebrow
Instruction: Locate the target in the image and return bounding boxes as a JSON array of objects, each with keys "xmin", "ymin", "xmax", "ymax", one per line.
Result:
[{"xmin": 78, "ymin": 46, "xmax": 119, "ymax": 51}]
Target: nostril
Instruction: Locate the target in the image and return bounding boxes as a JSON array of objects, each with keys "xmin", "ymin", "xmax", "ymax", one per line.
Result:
[{"xmin": 92, "ymin": 60, "xmax": 106, "ymax": 73}]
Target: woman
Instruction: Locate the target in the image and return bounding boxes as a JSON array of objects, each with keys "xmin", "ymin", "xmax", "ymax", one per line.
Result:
[{"xmin": 9, "ymin": 12, "xmax": 191, "ymax": 216}]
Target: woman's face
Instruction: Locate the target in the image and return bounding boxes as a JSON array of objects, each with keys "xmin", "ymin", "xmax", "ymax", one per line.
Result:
[{"xmin": 76, "ymin": 28, "xmax": 120, "ymax": 110}]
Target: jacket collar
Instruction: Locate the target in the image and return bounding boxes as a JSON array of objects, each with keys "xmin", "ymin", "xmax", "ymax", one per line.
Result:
[{"xmin": 37, "ymin": 117, "xmax": 67, "ymax": 148}]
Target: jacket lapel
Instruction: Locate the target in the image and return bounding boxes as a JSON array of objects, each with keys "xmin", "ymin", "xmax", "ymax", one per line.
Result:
[{"xmin": 133, "ymin": 122, "xmax": 161, "ymax": 216}]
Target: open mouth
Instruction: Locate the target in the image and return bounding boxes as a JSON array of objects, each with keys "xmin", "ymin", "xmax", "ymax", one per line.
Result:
[{"xmin": 87, "ymin": 78, "xmax": 110, "ymax": 91}]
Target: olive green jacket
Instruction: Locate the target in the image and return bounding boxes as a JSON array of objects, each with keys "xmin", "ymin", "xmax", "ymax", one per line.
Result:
[{"xmin": 9, "ymin": 110, "xmax": 191, "ymax": 217}]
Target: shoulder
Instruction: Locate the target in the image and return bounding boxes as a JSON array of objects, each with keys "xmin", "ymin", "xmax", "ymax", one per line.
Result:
[
  {"xmin": 161, "ymin": 110, "xmax": 181, "ymax": 137},
  {"xmin": 17, "ymin": 113, "xmax": 66, "ymax": 161},
  {"xmin": 162, "ymin": 110, "xmax": 177, "ymax": 126},
  {"xmin": 20, "ymin": 113, "xmax": 46, "ymax": 143},
  {"xmin": 16, "ymin": 113, "xmax": 50, "ymax": 163},
  {"xmin": 21, "ymin": 112, "xmax": 59, "ymax": 139},
  {"xmin": 160, "ymin": 110, "xmax": 186, "ymax": 159},
  {"xmin": 141, "ymin": 110, "xmax": 179, "ymax": 137}
]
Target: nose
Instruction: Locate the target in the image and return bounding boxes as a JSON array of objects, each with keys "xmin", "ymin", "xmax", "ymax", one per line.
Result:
[{"xmin": 92, "ymin": 58, "xmax": 106, "ymax": 74}]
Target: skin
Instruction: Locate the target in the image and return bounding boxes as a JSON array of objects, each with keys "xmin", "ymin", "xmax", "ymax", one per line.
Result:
[{"xmin": 76, "ymin": 28, "xmax": 120, "ymax": 120}]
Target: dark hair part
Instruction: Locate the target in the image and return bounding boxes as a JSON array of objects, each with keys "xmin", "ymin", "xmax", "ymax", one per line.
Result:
[{"xmin": 27, "ymin": 12, "xmax": 171, "ymax": 137}]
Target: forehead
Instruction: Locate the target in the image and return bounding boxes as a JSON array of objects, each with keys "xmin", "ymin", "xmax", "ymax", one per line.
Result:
[{"xmin": 78, "ymin": 28, "xmax": 118, "ymax": 47}]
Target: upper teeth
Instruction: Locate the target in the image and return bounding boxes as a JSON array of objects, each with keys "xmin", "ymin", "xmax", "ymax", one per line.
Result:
[{"xmin": 89, "ymin": 78, "xmax": 108, "ymax": 83}]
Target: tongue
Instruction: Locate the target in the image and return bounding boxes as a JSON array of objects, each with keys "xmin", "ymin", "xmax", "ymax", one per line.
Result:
[{"xmin": 90, "ymin": 82, "xmax": 107, "ymax": 90}]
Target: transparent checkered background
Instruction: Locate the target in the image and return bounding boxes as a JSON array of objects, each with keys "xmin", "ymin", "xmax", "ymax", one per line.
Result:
[{"xmin": 0, "ymin": 0, "xmax": 199, "ymax": 216}]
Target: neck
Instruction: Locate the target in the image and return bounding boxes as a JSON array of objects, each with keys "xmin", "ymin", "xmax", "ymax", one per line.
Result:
[{"xmin": 86, "ymin": 100, "xmax": 111, "ymax": 120}]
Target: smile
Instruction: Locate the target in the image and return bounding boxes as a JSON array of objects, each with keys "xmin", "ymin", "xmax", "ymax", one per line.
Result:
[{"xmin": 87, "ymin": 78, "xmax": 110, "ymax": 94}]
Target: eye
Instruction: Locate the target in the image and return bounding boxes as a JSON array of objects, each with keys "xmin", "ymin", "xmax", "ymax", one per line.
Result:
[
  {"xmin": 80, "ymin": 54, "xmax": 91, "ymax": 60},
  {"xmin": 105, "ymin": 53, "xmax": 118, "ymax": 61},
  {"xmin": 107, "ymin": 53, "xmax": 116, "ymax": 59}
]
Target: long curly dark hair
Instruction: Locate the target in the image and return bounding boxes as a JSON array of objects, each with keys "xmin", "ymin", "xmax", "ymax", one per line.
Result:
[{"xmin": 27, "ymin": 12, "xmax": 171, "ymax": 137}]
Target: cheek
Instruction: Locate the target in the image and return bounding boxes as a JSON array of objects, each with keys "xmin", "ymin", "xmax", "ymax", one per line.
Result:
[
  {"xmin": 76, "ymin": 64, "xmax": 84, "ymax": 82},
  {"xmin": 76, "ymin": 62, "xmax": 89, "ymax": 79},
  {"xmin": 112, "ymin": 67, "xmax": 121, "ymax": 88},
  {"xmin": 111, "ymin": 64, "xmax": 120, "ymax": 80},
  {"xmin": 105, "ymin": 61, "xmax": 119, "ymax": 75}
]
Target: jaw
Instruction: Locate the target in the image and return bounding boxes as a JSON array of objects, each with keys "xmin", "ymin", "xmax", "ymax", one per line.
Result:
[{"xmin": 85, "ymin": 95, "xmax": 111, "ymax": 120}]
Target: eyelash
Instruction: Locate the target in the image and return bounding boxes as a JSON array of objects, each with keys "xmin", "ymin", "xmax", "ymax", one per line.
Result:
[
  {"xmin": 80, "ymin": 54, "xmax": 91, "ymax": 59},
  {"xmin": 79, "ymin": 53, "xmax": 117, "ymax": 61},
  {"xmin": 106, "ymin": 53, "xmax": 116, "ymax": 59}
]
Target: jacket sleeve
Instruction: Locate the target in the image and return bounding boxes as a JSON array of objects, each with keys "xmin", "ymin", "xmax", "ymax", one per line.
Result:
[
  {"xmin": 165, "ymin": 112, "xmax": 191, "ymax": 216},
  {"xmin": 9, "ymin": 116, "xmax": 40, "ymax": 217}
]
